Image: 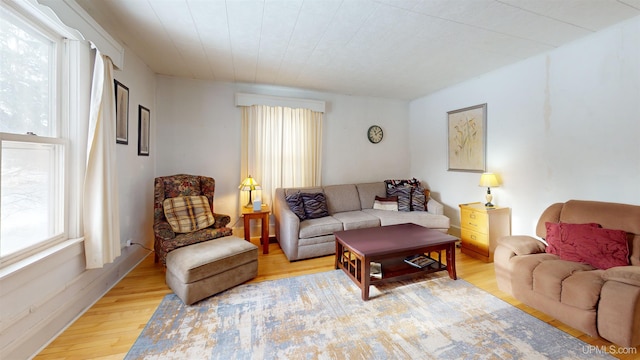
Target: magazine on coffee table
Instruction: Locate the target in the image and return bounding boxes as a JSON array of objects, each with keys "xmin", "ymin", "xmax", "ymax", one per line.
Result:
[{"xmin": 404, "ymin": 254, "xmax": 436, "ymax": 269}]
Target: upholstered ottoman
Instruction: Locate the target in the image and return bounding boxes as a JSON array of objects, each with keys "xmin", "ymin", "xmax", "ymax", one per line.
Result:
[{"xmin": 165, "ymin": 236, "xmax": 258, "ymax": 305}]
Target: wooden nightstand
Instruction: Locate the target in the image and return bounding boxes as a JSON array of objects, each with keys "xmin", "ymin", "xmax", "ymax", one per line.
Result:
[
  {"xmin": 459, "ymin": 202, "xmax": 511, "ymax": 262},
  {"xmin": 241, "ymin": 205, "xmax": 270, "ymax": 254}
]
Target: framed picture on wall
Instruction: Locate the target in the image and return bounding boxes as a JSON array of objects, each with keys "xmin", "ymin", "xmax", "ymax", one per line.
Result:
[
  {"xmin": 138, "ymin": 105, "xmax": 150, "ymax": 156},
  {"xmin": 114, "ymin": 80, "xmax": 129, "ymax": 144},
  {"xmin": 447, "ymin": 103, "xmax": 487, "ymax": 172}
]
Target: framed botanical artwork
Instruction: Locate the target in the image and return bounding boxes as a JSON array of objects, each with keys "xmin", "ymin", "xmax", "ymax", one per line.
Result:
[
  {"xmin": 138, "ymin": 105, "xmax": 150, "ymax": 156},
  {"xmin": 447, "ymin": 103, "xmax": 487, "ymax": 172},
  {"xmin": 114, "ymin": 80, "xmax": 129, "ymax": 144}
]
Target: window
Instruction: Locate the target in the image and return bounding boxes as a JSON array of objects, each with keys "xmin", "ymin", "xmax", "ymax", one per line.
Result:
[
  {"xmin": 0, "ymin": 3, "xmax": 68, "ymax": 262},
  {"xmin": 240, "ymin": 104, "xmax": 323, "ymax": 207}
]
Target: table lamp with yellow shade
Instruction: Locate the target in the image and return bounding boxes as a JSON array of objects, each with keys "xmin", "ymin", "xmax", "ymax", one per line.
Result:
[
  {"xmin": 239, "ymin": 175, "xmax": 261, "ymax": 208},
  {"xmin": 479, "ymin": 173, "xmax": 500, "ymax": 207}
]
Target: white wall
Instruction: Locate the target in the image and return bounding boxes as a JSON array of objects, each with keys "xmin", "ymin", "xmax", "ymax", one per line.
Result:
[
  {"xmin": 114, "ymin": 49, "xmax": 157, "ymax": 250},
  {"xmin": 409, "ymin": 16, "xmax": 640, "ymax": 236},
  {"xmin": 155, "ymin": 78, "xmax": 411, "ymax": 226},
  {"xmin": 0, "ymin": 43, "xmax": 156, "ymax": 359}
]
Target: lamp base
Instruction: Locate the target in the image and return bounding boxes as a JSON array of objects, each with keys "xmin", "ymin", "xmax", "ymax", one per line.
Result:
[{"xmin": 485, "ymin": 192, "xmax": 494, "ymax": 208}]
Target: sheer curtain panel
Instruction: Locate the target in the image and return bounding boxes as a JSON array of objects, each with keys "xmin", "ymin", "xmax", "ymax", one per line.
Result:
[
  {"xmin": 83, "ymin": 50, "xmax": 121, "ymax": 269},
  {"xmin": 240, "ymin": 105, "xmax": 323, "ymax": 208}
]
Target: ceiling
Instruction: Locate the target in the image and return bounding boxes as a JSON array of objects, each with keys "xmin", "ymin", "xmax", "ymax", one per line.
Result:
[{"xmin": 75, "ymin": 0, "xmax": 640, "ymax": 100}]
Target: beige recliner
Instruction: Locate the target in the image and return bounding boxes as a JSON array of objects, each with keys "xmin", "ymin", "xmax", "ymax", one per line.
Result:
[{"xmin": 494, "ymin": 200, "xmax": 640, "ymax": 347}]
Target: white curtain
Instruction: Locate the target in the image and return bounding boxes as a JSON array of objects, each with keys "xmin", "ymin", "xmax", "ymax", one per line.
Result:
[
  {"xmin": 241, "ymin": 105, "xmax": 323, "ymax": 207},
  {"xmin": 83, "ymin": 50, "xmax": 121, "ymax": 269}
]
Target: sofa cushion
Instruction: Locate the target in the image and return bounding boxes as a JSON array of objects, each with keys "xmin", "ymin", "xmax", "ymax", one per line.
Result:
[
  {"xmin": 300, "ymin": 192, "xmax": 329, "ymax": 219},
  {"xmin": 603, "ymin": 266, "xmax": 640, "ymax": 287},
  {"xmin": 363, "ymin": 209, "xmax": 450, "ymax": 229},
  {"xmin": 373, "ymin": 196, "xmax": 398, "ymax": 211},
  {"xmin": 323, "ymin": 184, "xmax": 362, "ymax": 214},
  {"xmin": 332, "ymin": 211, "xmax": 380, "ymax": 230},
  {"xmin": 560, "ymin": 269, "xmax": 605, "ymax": 310},
  {"xmin": 510, "ymin": 253, "xmax": 560, "ymax": 295},
  {"xmin": 356, "ymin": 182, "xmax": 387, "ymax": 209},
  {"xmin": 299, "ymin": 216, "xmax": 343, "ymax": 238},
  {"xmin": 285, "ymin": 192, "xmax": 306, "ymax": 220},
  {"xmin": 532, "ymin": 259, "xmax": 595, "ymax": 301},
  {"xmin": 163, "ymin": 196, "xmax": 215, "ymax": 233}
]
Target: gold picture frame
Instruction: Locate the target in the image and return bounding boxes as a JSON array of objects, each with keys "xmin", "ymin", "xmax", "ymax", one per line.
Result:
[{"xmin": 447, "ymin": 103, "xmax": 487, "ymax": 172}]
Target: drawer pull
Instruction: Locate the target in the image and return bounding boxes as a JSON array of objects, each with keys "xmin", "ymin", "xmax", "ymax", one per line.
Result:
[
  {"xmin": 470, "ymin": 213, "xmax": 476, "ymax": 219},
  {"xmin": 471, "ymin": 234, "xmax": 477, "ymax": 240},
  {"xmin": 468, "ymin": 222, "xmax": 477, "ymax": 227}
]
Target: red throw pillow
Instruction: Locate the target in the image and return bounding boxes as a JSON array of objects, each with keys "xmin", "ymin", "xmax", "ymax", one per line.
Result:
[
  {"xmin": 544, "ymin": 222, "xmax": 562, "ymax": 255},
  {"xmin": 544, "ymin": 222, "xmax": 629, "ymax": 270},
  {"xmin": 570, "ymin": 226, "xmax": 630, "ymax": 270},
  {"xmin": 545, "ymin": 222, "xmax": 599, "ymax": 258}
]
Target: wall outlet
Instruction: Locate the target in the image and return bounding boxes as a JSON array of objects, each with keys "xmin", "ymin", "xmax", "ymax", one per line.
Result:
[{"xmin": 126, "ymin": 239, "xmax": 132, "ymax": 247}]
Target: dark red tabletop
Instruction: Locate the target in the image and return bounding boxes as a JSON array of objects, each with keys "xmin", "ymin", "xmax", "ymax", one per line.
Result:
[{"xmin": 334, "ymin": 223, "xmax": 457, "ymax": 257}]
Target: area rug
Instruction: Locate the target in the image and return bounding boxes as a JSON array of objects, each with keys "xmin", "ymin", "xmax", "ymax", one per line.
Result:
[{"xmin": 126, "ymin": 270, "xmax": 613, "ymax": 359}]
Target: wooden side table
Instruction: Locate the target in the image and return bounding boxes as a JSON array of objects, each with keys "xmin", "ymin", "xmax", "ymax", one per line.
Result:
[
  {"xmin": 459, "ymin": 202, "xmax": 511, "ymax": 262},
  {"xmin": 241, "ymin": 205, "xmax": 270, "ymax": 254}
]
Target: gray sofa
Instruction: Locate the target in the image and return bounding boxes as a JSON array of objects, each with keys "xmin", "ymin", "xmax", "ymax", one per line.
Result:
[{"xmin": 273, "ymin": 182, "xmax": 450, "ymax": 261}]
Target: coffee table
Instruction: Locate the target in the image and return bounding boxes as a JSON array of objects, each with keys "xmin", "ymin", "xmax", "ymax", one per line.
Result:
[{"xmin": 334, "ymin": 223, "xmax": 458, "ymax": 300}]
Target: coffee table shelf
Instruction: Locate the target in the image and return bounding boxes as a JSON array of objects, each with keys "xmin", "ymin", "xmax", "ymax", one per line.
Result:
[{"xmin": 338, "ymin": 250, "xmax": 447, "ymax": 284}]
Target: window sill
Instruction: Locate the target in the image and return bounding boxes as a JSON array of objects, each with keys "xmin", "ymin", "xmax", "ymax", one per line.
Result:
[{"xmin": 0, "ymin": 237, "xmax": 84, "ymax": 280}]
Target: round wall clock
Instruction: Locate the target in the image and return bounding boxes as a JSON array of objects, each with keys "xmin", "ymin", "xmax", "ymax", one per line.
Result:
[{"xmin": 367, "ymin": 125, "xmax": 383, "ymax": 144}]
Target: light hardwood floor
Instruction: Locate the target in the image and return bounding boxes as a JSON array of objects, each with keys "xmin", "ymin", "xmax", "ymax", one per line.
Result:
[{"xmin": 35, "ymin": 239, "xmax": 638, "ymax": 360}]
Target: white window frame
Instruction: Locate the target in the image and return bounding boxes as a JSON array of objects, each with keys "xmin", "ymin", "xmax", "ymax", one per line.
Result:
[{"xmin": 0, "ymin": 0, "xmax": 85, "ymax": 268}]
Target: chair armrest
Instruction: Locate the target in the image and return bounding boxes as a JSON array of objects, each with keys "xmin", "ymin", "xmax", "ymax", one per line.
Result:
[
  {"xmin": 212, "ymin": 213, "xmax": 231, "ymax": 228},
  {"xmin": 427, "ymin": 199, "xmax": 444, "ymax": 215},
  {"xmin": 603, "ymin": 266, "xmax": 640, "ymax": 287},
  {"xmin": 497, "ymin": 235, "xmax": 546, "ymax": 256},
  {"xmin": 153, "ymin": 220, "xmax": 175, "ymax": 241}
]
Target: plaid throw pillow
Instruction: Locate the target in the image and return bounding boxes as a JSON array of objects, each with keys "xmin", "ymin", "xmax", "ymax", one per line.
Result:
[{"xmin": 163, "ymin": 195, "xmax": 215, "ymax": 233}]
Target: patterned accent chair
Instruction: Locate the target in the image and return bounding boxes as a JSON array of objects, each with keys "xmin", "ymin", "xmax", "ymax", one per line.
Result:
[{"xmin": 154, "ymin": 174, "xmax": 232, "ymax": 265}]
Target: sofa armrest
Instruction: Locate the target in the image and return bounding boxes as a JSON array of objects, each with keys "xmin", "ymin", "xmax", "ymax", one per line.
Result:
[
  {"xmin": 153, "ymin": 220, "xmax": 175, "ymax": 241},
  {"xmin": 273, "ymin": 189, "xmax": 302, "ymax": 260},
  {"xmin": 213, "ymin": 213, "xmax": 231, "ymax": 228},
  {"xmin": 598, "ymin": 266, "xmax": 640, "ymax": 347},
  {"xmin": 603, "ymin": 266, "xmax": 640, "ymax": 287},
  {"xmin": 497, "ymin": 235, "xmax": 546, "ymax": 256},
  {"xmin": 427, "ymin": 199, "xmax": 444, "ymax": 215}
]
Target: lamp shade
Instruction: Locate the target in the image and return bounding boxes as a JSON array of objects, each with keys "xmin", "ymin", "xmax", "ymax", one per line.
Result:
[
  {"xmin": 479, "ymin": 173, "xmax": 500, "ymax": 188},
  {"xmin": 239, "ymin": 175, "xmax": 261, "ymax": 191}
]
